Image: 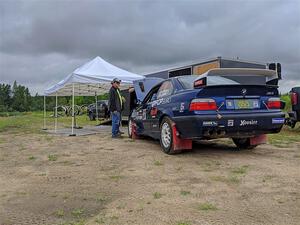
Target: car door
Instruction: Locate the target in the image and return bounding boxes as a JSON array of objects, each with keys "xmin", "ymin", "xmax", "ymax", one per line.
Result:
[
  {"xmin": 148, "ymin": 80, "xmax": 174, "ymax": 138},
  {"xmin": 133, "ymin": 89, "xmax": 158, "ymax": 135}
]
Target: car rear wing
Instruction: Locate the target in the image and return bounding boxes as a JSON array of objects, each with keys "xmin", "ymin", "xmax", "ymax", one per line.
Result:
[{"xmin": 194, "ymin": 68, "xmax": 279, "ymax": 88}]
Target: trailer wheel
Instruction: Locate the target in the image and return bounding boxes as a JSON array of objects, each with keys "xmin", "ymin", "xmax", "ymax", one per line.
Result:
[
  {"xmin": 160, "ymin": 117, "xmax": 174, "ymax": 154},
  {"xmin": 232, "ymin": 138, "xmax": 257, "ymax": 150}
]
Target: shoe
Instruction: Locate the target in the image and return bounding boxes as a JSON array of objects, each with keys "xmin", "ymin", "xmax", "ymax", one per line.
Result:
[
  {"xmin": 118, "ymin": 130, "xmax": 124, "ymax": 134},
  {"xmin": 112, "ymin": 133, "xmax": 122, "ymax": 138}
]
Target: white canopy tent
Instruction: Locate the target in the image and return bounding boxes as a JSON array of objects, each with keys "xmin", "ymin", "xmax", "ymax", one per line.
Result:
[{"xmin": 43, "ymin": 56, "xmax": 144, "ymax": 135}]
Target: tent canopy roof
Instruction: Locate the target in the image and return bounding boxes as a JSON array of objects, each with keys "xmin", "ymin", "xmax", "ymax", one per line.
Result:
[{"xmin": 44, "ymin": 56, "xmax": 144, "ymax": 96}]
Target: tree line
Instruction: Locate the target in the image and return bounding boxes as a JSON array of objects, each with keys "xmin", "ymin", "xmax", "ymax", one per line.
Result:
[{"xmin": 0, "ymin": 81, "xmax": 108, "ymax": 112}]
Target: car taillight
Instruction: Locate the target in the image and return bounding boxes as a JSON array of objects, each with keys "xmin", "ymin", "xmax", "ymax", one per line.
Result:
[
  {"xmin": 189, "ymin": 98, "xmax": 217, "ymax": 111},
  {"xmin": 267, "ymin": 98, "xmax": 281, "ymax": 109},
  {"xmin": 291, "ymin": 92, "xmax": 298, "ymax": 105}
]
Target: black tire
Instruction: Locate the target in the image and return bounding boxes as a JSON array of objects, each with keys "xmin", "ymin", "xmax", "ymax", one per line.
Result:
[
  {"xmin": 89, "ymin": 112, "xmax": 95, "ymax": 121},
  {"xmin": 232, "ymin": 138, "xmax": 257, "ymax": 150},
  {"xmin": 128, "ymin": 116, "xmax": 141, "ymax": 139},
  {"xmin": 159, "ymin": 117, "xmax": 174, "ymax": 154},
  {"xmin": 128, "ymin": 117, "xmax": 133, "ymax": 138}
]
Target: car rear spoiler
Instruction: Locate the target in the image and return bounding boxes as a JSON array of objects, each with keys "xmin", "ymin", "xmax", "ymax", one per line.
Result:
[{"xmin": 194, "ymin": 68, "xmax": 279, "ymax": 88}]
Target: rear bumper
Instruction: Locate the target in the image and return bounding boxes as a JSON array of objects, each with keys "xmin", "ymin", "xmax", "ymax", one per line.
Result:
[{"xmin": 173, "ymin": 111, "xmax": 285, "ymax": 139}]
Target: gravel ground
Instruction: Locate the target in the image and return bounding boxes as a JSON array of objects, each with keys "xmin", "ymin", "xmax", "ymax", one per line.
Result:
[{"xmin": 0, "ymin": 126, "xmax": 299, "ymax": 225}]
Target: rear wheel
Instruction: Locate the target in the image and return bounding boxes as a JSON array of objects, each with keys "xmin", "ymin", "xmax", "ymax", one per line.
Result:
[
  {"xmin": 232, "ymin": 138, "xmax": 257, "ymax": 150},
  {"xmin": 160, "ymin": 117, "xmax": 173, "ymax": 154}
]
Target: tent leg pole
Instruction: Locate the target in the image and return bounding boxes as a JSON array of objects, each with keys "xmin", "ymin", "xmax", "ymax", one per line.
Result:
[
  {"xmin": 42, "ymin": 95, "xmax": 47, "ymax": 130},
  {"xmin": 95, "ymin": 92, "xmax": 98, "ymax": 124},
  {"xmin": 55, "ymin": 93, "xmax": 58, "ymax": 133},
  {"xmin": 70, "ymin": 84, "xmax": 76, "ymax": 136}
]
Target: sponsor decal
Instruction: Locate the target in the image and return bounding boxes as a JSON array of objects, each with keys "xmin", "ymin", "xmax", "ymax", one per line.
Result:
[
  {"xmin": 203, "ymin": 121, "xmax": 218, "ymax": 127},
  {"xmin": 227, "ymin": 119, "xmax": 234, "ymax": 127},
  {"xmin": 151, "ymin": 97, "xmax": 171, "ymax": 107},
  {"xmin": 179, "ymin": 103, "xmax": 185, "ymax": 112},
  {"xmin": 272, "ymin": 118, "xmax": 285, "ymax": 124},
  {"xmin": 240, "ymin": 120, "xmax": 258, "ymax": 126}
]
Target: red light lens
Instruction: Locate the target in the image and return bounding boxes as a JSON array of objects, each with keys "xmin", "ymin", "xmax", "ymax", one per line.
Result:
[
  {"xmin": 291, "ymin": 92, "xmax": 298, "ymax": 105},
  {"xmin": 194, "ymin": 78, "xmax": 206, "ymax": 88},
  {"xmin": 267, "ymin": 98, "xmax": 281, "ymax": 109},
  {"xmin": 189, "ymin": 99, "xmax": 217, "ymax": 111}
]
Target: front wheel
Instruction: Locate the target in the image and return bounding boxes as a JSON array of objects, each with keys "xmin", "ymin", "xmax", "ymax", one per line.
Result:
[
  {"xmin": 232, "ymin": 138, "xmax": 257, "ymax": 150},
  {"xmin": 128, "ymin": 116, "xmax": 140, "ymax": 139},
  {"xmin": 160, "ymin": 117, "xmax": 173, "ymax": 154}
]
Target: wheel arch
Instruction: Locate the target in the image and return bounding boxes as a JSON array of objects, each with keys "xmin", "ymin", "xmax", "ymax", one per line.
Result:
[{"xmin": 159, "ymin": 113, "xmax": 172, "ymax": 127}]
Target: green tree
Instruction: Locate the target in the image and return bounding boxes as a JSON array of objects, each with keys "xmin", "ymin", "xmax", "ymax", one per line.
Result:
[
  {"xmin": 0, "ymin": 83, "xmax": 12, "ymax": 111},
  {"xmin": 11, "ymin": 81, "xmax": 32, "ymax": 112}
]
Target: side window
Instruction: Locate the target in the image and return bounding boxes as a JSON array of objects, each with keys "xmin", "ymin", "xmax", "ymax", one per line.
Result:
[{"xmin": 156, "ymin": 81, "xmax": 173, "ymax": 99}]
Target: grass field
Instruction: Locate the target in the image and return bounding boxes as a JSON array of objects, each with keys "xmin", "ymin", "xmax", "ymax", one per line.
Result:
[
  {"xmin": 0, "ymin": 111, "xmax": 98, "ymax": 134},
  {"xmin": 1, "ymin": 111, "xmax": 299, "ymax": 146}
]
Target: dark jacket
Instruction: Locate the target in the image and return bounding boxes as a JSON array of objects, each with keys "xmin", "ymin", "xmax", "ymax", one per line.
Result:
[{"xmin": 108, "ymin": 86, "xmax": 122, "ymax": 112}]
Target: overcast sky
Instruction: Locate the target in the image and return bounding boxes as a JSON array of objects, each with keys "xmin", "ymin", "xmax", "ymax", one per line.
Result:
[{"xmin": 0, "ymin": 0, "xmax": 299, "ymax": 94}]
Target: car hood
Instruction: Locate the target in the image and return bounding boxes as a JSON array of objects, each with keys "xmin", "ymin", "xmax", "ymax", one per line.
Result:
[{"xmin": 133, "ymin": 77, "xmax": 164, "ymax": 102}]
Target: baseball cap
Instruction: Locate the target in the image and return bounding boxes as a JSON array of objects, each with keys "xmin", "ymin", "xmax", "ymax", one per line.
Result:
[{"xmin": 111, "ymin": 78, "xmax": 121, "ymax": 83}]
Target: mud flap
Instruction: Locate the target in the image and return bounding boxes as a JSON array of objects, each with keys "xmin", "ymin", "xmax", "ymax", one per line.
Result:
[
  {"xmin": 250, "ymin": 134, "xmax": 267, "ymax": 146},
  {"xmin": 171, "ymin": 124, "xmax": 192, "ymax": 152}
]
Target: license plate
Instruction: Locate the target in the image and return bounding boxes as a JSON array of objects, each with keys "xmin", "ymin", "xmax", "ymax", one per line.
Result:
[{"xmin": 234, "ymin": 99, "xmax": 259, "ymax": 109}]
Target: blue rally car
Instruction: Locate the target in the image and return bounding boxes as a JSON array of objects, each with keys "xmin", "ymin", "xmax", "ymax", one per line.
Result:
[{"xmin": 128, "ymin": 68, "xmax": 285, "ymax": 154}]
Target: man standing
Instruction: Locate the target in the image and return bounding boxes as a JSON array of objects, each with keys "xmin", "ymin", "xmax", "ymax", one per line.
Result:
[{"xmin": 109, "ymin": 78, "xmax": 123, "ymax": 138}]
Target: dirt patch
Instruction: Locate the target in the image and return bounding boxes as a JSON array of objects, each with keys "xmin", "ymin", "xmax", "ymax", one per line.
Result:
[{"xmin": 0, "ymin": 130, "xmax": 299, "ymax": 225}]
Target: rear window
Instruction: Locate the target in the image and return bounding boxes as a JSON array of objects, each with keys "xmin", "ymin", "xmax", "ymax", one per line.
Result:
[{"xmin": 177, "ymin": 76, "xmax": 197, "ymax": 89}]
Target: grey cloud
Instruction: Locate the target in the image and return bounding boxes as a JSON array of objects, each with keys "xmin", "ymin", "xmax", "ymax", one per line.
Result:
[{"xmin": 0, "ymin": 0, "xmax": 299, "ymax": 94}]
